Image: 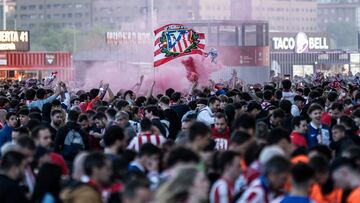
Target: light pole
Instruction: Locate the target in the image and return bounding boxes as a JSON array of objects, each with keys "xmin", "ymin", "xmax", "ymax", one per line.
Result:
[{"xmin": 2, "ymin": 0, "xmax": 6, "ymax": 30}]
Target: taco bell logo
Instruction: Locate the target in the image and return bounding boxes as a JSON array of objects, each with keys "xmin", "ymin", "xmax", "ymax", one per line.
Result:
[
  {"xmin": 272, "ymin": 32, "xmax": 329, "ymax": 53},
  {"xmin": 295, "ymin": 32, "xmax": 309, "ymax": 54}
]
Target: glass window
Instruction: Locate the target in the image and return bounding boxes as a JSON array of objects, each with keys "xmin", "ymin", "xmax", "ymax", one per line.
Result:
[{"xmin": 29, "ymin": 5, "xmax": 36, "ymax": 10}]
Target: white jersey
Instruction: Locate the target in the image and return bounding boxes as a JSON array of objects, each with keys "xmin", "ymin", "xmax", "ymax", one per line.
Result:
[{"xmin": 127, "ymin": 133, "xmax": 166, "ymax": 152}]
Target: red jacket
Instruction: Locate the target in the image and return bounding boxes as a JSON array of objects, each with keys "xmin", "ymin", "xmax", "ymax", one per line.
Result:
[
  {"xmin": 80, "ymin": 96, "xmax": 100, "ymax": 113},
  {"xmin": 290, "ymin": 131, "xmax": 307, "ymax": 147}
]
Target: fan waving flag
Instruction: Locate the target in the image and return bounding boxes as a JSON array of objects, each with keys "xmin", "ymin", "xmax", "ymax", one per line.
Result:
[{"xmin": 154, "ymin": 24, "xmax": 206, "ymax": 67}]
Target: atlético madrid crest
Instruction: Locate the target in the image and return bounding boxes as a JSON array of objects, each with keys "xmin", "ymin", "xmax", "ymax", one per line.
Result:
[{"xmin": 154, "ymin": 24, "xmax": 205, "ymax": 67}]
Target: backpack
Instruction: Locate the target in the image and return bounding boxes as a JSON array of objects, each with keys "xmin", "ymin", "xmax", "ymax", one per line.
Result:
[{"xmin": 61, "ymin": 129, "xmax": 85, "ymax": 161}]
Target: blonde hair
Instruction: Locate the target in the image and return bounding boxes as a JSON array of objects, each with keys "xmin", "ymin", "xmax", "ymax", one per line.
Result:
[{"xmin": 155, "ymin": 165, "xmax": 200, "ymax": 203}]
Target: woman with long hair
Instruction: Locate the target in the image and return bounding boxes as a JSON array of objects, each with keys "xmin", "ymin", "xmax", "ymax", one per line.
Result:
[
  {"xmin": 156, "ymin": 165, "xmax": 209, "ymax": 203},
  {"xmin": 32, "ymin": 163, "xmax": 62, "ymax": 203}
]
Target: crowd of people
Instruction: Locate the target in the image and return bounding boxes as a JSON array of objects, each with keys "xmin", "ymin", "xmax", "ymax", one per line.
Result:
[{"xmin": 0, "ymin": 76, "xmax": 359, "ymax": 203}]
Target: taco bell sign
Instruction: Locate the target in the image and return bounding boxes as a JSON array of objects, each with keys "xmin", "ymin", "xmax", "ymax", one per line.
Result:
[{"xmin": 272, "ymin": 32, "xmax": 329, "ymax": 53}]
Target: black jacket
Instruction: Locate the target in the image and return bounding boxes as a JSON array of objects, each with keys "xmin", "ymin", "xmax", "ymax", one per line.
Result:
[
  {"xmin": 164, "ymin": 109, "xmax": 181, "ymax": 140},
  {"xmin": 54, "ymin": 122, "xmax": 89, "ymax": 153},
  {"xmin": 0, "ymin": 174, "xmax": 28, "ymax": 203},
  {"xmin": 330, "ymin": 136, "xmax": 355, "ymax": 157}
]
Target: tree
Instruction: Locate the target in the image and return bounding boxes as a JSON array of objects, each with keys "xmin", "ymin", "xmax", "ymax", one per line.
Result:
[
  {"xmin": 38, "ymin": 28, "xmax": 75, "ymax": 51},
  {"xmin": 326, "ymin": 22, "xmax": 358, "ymax": 49},
  {"xmin": 30, "ymin": 21, "xmax": 75, "ymax": 52}
]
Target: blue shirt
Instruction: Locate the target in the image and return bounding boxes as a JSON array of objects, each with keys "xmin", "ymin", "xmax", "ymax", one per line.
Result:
[
  {"xmin": 28, "ymin": 94, "xmax": 57, "ymax": 110},
  {"xmin": 306, "ymin": 122, "xmax": 332, "ymax": 147},
  {"xmin": 280, "ymin": 195, "xmax": 315, "ymax": 203},
  {"xmin": 0, "ymin": 124, "xmax": 13, "ymax": 148}
]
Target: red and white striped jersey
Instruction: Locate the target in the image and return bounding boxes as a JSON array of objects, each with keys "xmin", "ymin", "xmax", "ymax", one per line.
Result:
[
  {"xmin": 236, "ymin": 178, "xmax": 280, "ymax": 203},
  {"xmin": 127, "ymin": 133, "xmax": 166, "ymax": 152},
  {"xmin": 210, "ymin": 178, "xmax": 234, "ymax": 203}
]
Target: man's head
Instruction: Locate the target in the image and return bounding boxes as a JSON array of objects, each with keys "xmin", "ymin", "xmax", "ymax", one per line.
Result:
[
  {"xmin": 246, "ymin": 101, "xmax": 262, "ymax": 118},
  {"xmin": 115, "ymin": 111, "xmax": 129, "ymax": 128},
  {"xmin": 51, "ymin": 109, "xmax": 63, "ymax": 127},
  {"xmin": 140, "ymin": 118, "xmax": 152, "ymax": 133},
  {"xmin": 331, "ymin": 157, "xmax": 360, "ymax": 190},
  {"xmin": 165, "ymin": 88, "xmax": 175, "ymax": 98},
  {"xmin": 84, "ymin": 152, "xmax": 112, "ymax": 186},
  {"xmin": 294, "ymin": 95, "xmax": 305, "ymax": 109},
  {"xmin": 25, "ymin": 89, "xmax": 36, "ymax": 101},
  {"xmin": 116, "ymin": 100, "xmax": 130, "ymax": 113},
  {"xmin": 103, "ymin": 125, "xmax": 126, "ymax": 153},
  {"xmin": 6, "ymin": 112, "xmax": 18, "ymax": 128},
  {"xmin": 181, "ymin": 116, "xmax": 196, "ymax": 131},
  {"xmin": 292, "ymin": 116, "xmax": 308, "ymax": 134},
  {"xmin": 72, "ymin": 98, "xmax": 81, "ymax": 106},
  {"xmin": 208, "ymin": 97, "xmax": 221, "ymax": 113},
  {"xmin": 138, "ymin": 143, "xmax": 161, "ymax": 172},
  {"xmin": 31, "ymin": 126, "xmax": 52, "ymax": 149},
  {"xmin": 11, "ymin": 127, "xmax": 29, "ymax": 143},
  {"xmin": 330, "ymin": 103, "xmax": 344, "ymax": 120},
  {"xmin": 270, "ymin": 109, "xmax": 285, "ymax": 127},
  {"xmin": 122, "ymin": 180, "xmax": 152, "ymax": 203},
  {"xmin": 171, "ymin": 92, "xmax": 181, "ymax": 103},
  {"xmin": 327, "ymin": 91, "xmax": 338, "ymax": 103},
  {"xmin": 308, "ymin": 104, "xmax": 323, "ymax": 124},
  {"xmin": 165, "ymin": 147, "xmax": 200, "ymax": 169},
  {"xmin": 17, "ymin": 108, "xmax": 29, "ymax": 127},
  {"xmin": 16, "ymin": 136, "xmax": 36, "ymax": 164},
  {"xmin": 263, "ymin": 156, "xmax": 291, "ymax": 190},
  {"xmin": 279, "ymin": 100, "xmax": 292, "ymax": 114},
  {"xmin": 124, "ymin": 90, "xmax": 135, "ymax": 101},
  {"xmin": 229, "ymin": 131, "xmax": 253, "ymax": 155},
  {"xmin": 352, "ymin": 109, "xmax": 360, "ymax": 127},
  {"xmin": 78, "ymin": 114, "xmax": 89, "ymax": 130},
  {"xmin": 218, "ymin": 151, "xmax": 242, "ymax": 179},
  {"xmin": 267, "ymin": 127, "xmax": 293, "ymax": 155},
  {"xmin": 291, "ymin": 163, "xmax": 315, "ymax": 191},
  {"xmin": 144, "ymin": 105, "xmax": 159, "ymax": 119},
  {"xmin": 214, "ymin": 113, "xmax": 228, "ymax": 133},
  {"xmin": 309, "ymin": 155, "xmax": 330, "ymax": 185},
  {"xmin": 105, "ymin": 108, "xmax": 117, "ymax": 122},
  {"xmin": 93, "ymin": 112, "xmax": 108, "ymax": 129},
  {"xmin": 331, "ymin": 124, "xmax": 346, "ymax": 142},
  {"xmin": 67, "ymin": 110, "xmax": 80, "ymax": 123},
  {"xmin": 263, "ymin": 90, "xmax": 273, "ymax": 101},
  {"xmin": 232, "ymin": 113, "xmax": 256, "ymax": 136},
  {"xmin": 89, "ymin": 88, "xmax": 100, "ymax": 100},
  {"xmin": 0, "ymin": 151, "xmax": 26, "ymax": 181},
  {"xmin": 281, "ymin": 79, "xmax": 292, "ymax": 90},
  {"xmin": 159, "ymin": 96, "xmax": 170, "ymax": 110},
  {"xmin": 188, "ymin": 122, "xmax": 211, "ymax": 151},
  {"xmin": 36, "ymin": 88, "xmax": 46, "ymax": 99}
]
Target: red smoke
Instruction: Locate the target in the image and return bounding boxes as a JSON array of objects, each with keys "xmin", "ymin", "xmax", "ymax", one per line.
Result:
[{"xmin": 82, "ymin": 55, "xmax": 223, "ymax": 96}]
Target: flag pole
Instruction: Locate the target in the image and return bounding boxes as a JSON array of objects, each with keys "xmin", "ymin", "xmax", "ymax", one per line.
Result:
[{"xmin": 150, "ymin": 0, "xmax": 156, "ymax": 87}]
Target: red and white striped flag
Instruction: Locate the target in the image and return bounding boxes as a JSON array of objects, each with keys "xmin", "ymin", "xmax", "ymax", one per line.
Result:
[{"xmin": 154, "ymin": 24, "xmax": 206, "ymax": 67}]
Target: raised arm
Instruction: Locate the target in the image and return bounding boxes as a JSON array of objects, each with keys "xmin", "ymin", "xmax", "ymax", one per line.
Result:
[
  {"xmin": 107, "ymin": 86, "xmax": 115, "ymax": 102},
  {"xmin": 99, "ymin": 83, "xmax": 109, "ymax": 100},
  {"xmin": 146, "ymin": 81, "xmax": 156, "ymax": 99},
  {"xmin": 132, "ymin": 75, "xmax": 144, "ymax": 93}
]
